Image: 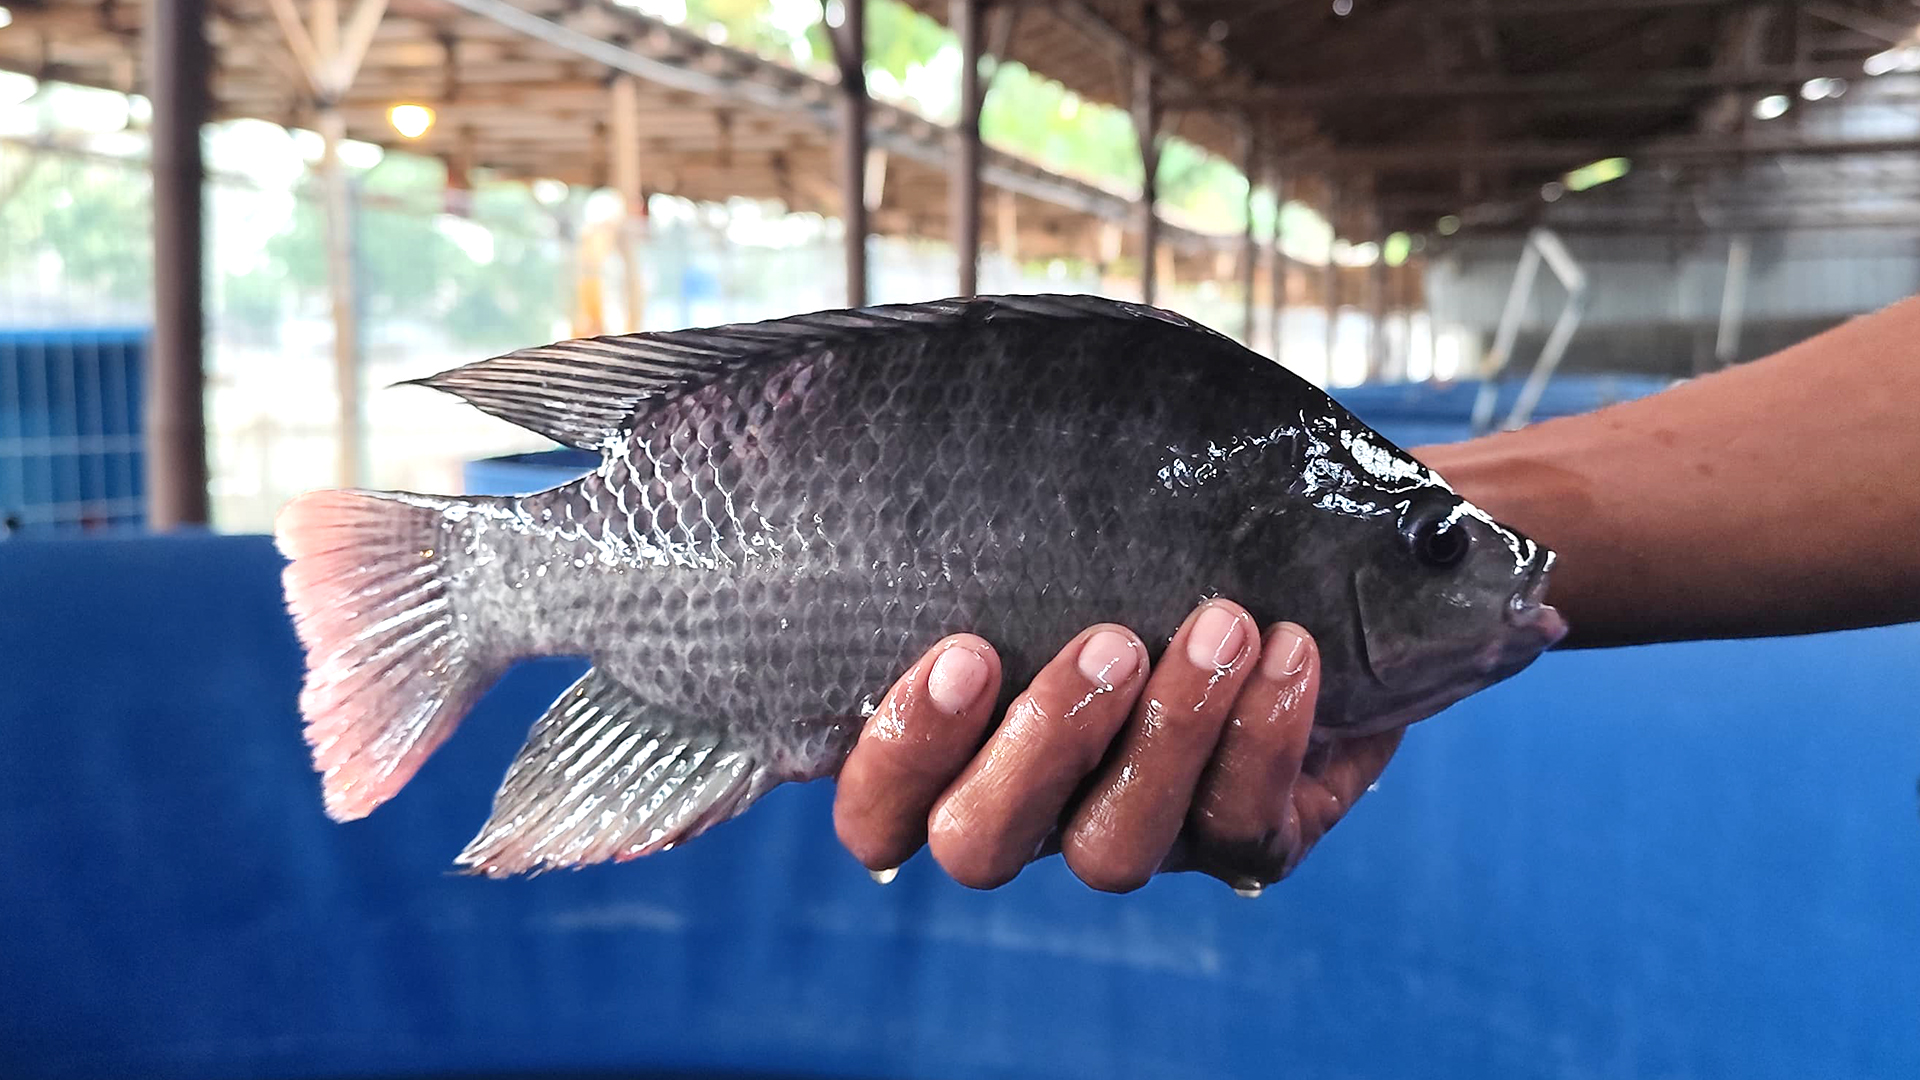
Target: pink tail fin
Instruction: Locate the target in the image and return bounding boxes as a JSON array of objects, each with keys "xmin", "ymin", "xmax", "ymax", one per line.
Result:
[{"xmin": 275, "ymin": 490, "xmax": 489, "ymax": 822}]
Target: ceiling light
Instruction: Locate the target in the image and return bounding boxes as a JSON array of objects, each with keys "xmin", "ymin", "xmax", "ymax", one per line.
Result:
[
  {"xmin": 1564, "ymin": 157, "xmax": 1630, "ymax": 192},
  {"xmin": 1864, "ymin": 46, "xmax": 1920, "ymax": 76},
  {"xmin": 1752, "ymin": 94, "xmax": 1790, "ymax": 121},
  {"xmin": 387, "ymin": 103, "xmax": 435, "ymax": 140},
  {"xmin": 1801, "ymin": 77, "xmax": 1847, "ymax": 101}
]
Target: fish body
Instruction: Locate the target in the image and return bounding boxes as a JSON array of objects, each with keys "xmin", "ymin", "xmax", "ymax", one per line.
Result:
[{"xmin": 276, "ymin": 295, "xmax": 1565, "ymax": 876}]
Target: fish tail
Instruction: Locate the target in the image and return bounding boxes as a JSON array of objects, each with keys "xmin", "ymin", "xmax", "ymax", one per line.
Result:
[{"xmin": 275, "ymin": 489, "xmax": 492, "ymax": 822}]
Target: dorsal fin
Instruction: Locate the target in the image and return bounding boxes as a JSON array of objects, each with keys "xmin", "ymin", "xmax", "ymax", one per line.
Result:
[{"xmin": 404, "ymin": 294, "xmax": 1210, "ymax": 452}]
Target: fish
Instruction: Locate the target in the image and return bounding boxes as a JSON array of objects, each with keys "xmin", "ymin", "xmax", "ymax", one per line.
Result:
[{"xmin": 275, "ymin": 294, "xmax": 1568, "ymax": 877}]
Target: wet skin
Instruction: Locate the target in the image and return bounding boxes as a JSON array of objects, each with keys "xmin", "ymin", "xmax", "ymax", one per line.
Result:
[
  {"xmin": 836, "ymin": 290, "xmax": 1920, "ymax": 894},
  {"xmin": 834, "ymin": 602, "xmax": 1401, "ymax": 894}
]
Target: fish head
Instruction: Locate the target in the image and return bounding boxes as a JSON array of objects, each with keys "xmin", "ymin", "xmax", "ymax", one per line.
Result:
[{"xmin": 1337, "ymin": 486, "xmax": 1568, "ymax": 733}]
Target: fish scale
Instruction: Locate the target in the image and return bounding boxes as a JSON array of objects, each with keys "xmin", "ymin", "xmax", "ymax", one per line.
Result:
[{"xmin": 273, "ymin": 295, "xmax": 1566, "ymax": 877}]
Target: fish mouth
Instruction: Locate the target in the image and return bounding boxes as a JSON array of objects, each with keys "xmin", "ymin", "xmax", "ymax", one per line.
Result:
[{"xmin": 1506, "ymin": 550, "xmax": 1569, "ymax": 647}]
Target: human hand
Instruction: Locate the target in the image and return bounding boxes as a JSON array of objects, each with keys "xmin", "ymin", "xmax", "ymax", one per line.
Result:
[{"xmin": 832, "ymin": 600, "xmax": 1404, "ymax": 894}]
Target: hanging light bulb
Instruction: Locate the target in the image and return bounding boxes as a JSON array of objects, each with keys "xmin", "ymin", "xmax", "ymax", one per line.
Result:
[{"xmin": 387, "ymin": 103, "xmax": 435, "ymax": 140}]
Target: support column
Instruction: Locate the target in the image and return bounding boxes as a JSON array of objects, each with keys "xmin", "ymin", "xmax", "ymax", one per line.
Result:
[
  {"xmin": 951, "ymin": 0, "xmax": 984, "ymax": 296},
  {"xmin": 1239, "ymin": 123, "xmax": 1259, "ymax": 345},
  {"xmin": 1323, "ymin": 183, "xmax": 1341, "ymax": 381},
  {"xmin": 1274, "ymin": 174, "xmax": 1290, "ymax": 361},
  {"xmin": 995, "ymin": 190, "xmax": 1019, "ymax": 267},
  {"xmin": 145, "ymin": 0, "xmax": 211, "ymax": 527},
  {"xmin": 827, "ymin": 0, "xmax": 869, "ymax": 307},
  {"xmin": 1367, "ymin": 234, "xmax": 1389, "ymax": 382},
  {"xmin": 1270, "ymin": 175, "xmax": 1287, "ymax": 365},
  {"xmin": 1131, "ymin": 6, "xmax": 1161, "ymax": 306},
  {"xmin": 264, "ymin": 0, "xmax": 388, "ymax": 487},
  {"xmin": 319, "ymin": 108, "xmax": 364, "ymax": 488},
  {"xmin": 1715, "ymin": 233, "xmax": 1751, "ymax": 367},
  {"xmin": 610, "ymin": 74, "xmax": 647, "ymax": 334}
]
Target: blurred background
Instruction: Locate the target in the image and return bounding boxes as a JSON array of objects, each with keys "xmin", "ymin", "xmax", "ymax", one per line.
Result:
[{"xmin": 2, "ymin": 2, "xmax": 1917, "ymax": 1078}]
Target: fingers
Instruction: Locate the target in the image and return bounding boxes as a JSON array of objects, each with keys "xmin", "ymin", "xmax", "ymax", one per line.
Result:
[
  {"xmin": 926, "ymin": 625, "xmax": 1148, "ymax": 890},
  {"xmin": 1060, "ymin": 600, "xmax": 1259, "ymax": 893},
  {"xmin": 1182, "ymin": 623, "xmax": 1320, "ymax": 889},
  {"xmin": 842, "ymin": 609, "xmax": 1395, "ymax": 896},
  {"xmin": 1279, "ymin": 726, "xmax": 1404, "ymax": 877},
  {"xmin": 833, "ymin": 635, "xmax": 1002, "ymax": 872}
]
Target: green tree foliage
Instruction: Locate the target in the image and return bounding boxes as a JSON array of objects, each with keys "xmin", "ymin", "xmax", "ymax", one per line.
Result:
[
  {"xmin": 0, "ymin": 147, "xmax": 153, "ymax": 305},
  {"xmin": 441, "ymin": 183, "xmax": 568, "ymax": 348},
  {"xmin": 678, "ymin": 0, "xmax": 1263, "ymax": 234},
  {"xmin": 252, "ymin": 153, "xmax": 564, "ymax": 348},
  {"xmin": 979, "ymin": 64, "xmax": 1141, "ymax": 189}
]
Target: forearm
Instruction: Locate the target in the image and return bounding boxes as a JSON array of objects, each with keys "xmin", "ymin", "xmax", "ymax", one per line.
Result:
[{"xmin": 1414, "ymin": 294, "xmax": 1920, "ymax": 649}]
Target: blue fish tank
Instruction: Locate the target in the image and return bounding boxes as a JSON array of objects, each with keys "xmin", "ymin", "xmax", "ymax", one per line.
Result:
[{"xmin": 3, "ymin": 372, "xmax": 1915, "ymax": 1080}]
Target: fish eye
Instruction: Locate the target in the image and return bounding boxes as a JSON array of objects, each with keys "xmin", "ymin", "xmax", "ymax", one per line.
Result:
[{"xmin": 1403, "ymin": 503, "xmax": 1472, "ymax": 569}]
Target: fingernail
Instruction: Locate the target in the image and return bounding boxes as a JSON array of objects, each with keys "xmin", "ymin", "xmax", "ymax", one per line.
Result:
[
  {"xmin": 1077, "ymin": 629, "xmax": 1140, "ymax": 688},
  {"xmin": 870, "ymin": 866, "xmax": 899, "ymax": 885},
  {"xmin": 927, "ymin": 646, "xmax": 990, "ymax": 714},
  {"xmin": 1261, "ymin": 623, "xmax": 1311, "ymax": 679},
  {"xmin": 1186, "ymin": 603, "xmax": 1248, "ymax": 669}
]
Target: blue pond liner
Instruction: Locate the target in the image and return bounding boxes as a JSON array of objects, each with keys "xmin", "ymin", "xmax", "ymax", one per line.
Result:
[
  {"xmin": 8, "ymin": 372, "xmax": 1910, "ymax": 1079},
  {"xmin": 3, "ymin": 542, "xmax": 1916, "ymax": 1077}
]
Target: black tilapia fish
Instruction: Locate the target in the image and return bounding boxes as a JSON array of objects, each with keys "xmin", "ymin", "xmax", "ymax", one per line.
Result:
[{"xmin": 276, "ymin": 295, "xmax": 1567, "ymax": 877}]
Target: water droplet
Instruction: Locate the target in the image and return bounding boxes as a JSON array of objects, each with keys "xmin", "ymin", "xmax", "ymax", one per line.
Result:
[
  {"xmin": 1233, "ymin": 884, "xmax": 1264, "ymax": 899},
  {"xmin": 870, "ymin": 866, "xmax": 899, "ymax": 885}
]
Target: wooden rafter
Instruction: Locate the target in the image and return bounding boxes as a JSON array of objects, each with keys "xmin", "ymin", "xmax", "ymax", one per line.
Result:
[{"xmin": 1, "ymin": 0, "xmax": 1253, "ymax": 277}]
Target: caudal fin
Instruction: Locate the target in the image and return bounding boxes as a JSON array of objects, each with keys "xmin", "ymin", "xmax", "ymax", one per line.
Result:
[{"xmin": 275, "ymin": 490, "xmax": 491, "ymax": 822}]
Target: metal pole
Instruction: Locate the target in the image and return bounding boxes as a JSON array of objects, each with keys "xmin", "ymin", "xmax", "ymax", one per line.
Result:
[
  {"xmin": 145, "ymin": 0, "xmax": 211, "ymax": 528},
  {"xmin": 1469, "ymin": 232, "xmax": 1546, "ymax": 431},
  {"xmin": 1475, "ymin": 227, "xmax": 1588, "ymax": 431},
  {"xmin": 952, "ymin": 0, "xmax": 983, "ymax": 296},
  {"xmin": 319, "ymin": 108, "xmax": 364, "ymax": 487},
  {"xmin": 1507, "ymin": 291, "xmax": 1587, "ymax": 429},
  {"xmin": 831, "ymin": 0, "xmax": 869, "ymax": 306},
  {"xmin": 1715, "ymin": 233, "xmax": 1751, "ymax": 366}
]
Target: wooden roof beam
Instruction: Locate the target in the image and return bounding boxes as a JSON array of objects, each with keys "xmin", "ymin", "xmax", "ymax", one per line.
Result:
[
  {"xmin": 438, "ymin": 0, "xmax": 821, "ymax": 117},
  {"xmin": 1449, "ymin": 0, "xmax": 1755, "ymax": 14},
  {"xmin": 435, "ymin": 0, "xmax": 1236, "ymax": 252},
  {"xmin": 1801, "ymin": 2, "xmax": 1918, "ymax": 46},
  {"xmin": 1181, "ymin": 0, "xmax": 1744, "ymax": 13},
  {"xmin": 1056, "ymin": 2, "xmax": 1309, "ymax": 182},
  {"xmin": 1295, "ymin": 133, "xmax": 1920, "ymax": 171},
  {"xmin": 1163, "ymin": 60, "xmax": 1865, "ymax": 107}
]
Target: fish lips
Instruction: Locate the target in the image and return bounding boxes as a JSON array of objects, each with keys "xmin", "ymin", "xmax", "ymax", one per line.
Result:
[{"xmin": 1495, "ymin": 556, "xmax": 1570, "ymax": 669}]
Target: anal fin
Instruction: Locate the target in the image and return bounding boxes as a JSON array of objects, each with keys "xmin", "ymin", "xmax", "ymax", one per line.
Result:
[{"xmin": 455, "ymin": 668, "xmax": 763, "ymax": 877}]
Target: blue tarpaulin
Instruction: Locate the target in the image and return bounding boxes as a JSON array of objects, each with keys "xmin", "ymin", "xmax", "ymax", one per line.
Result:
[{"xmin": 3, "ymin": 533, "xmax": 1916, "ymax": 1079}]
